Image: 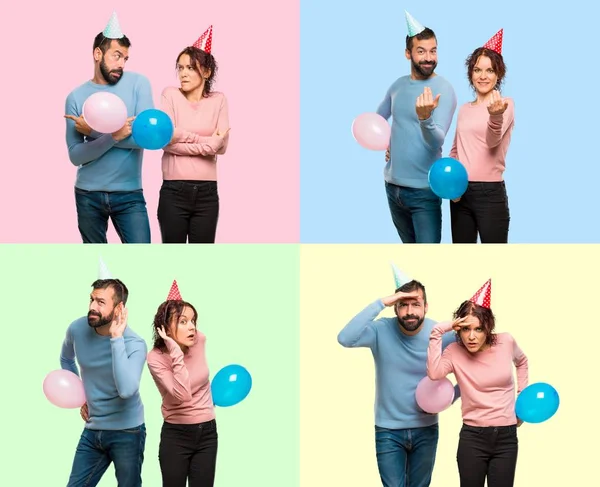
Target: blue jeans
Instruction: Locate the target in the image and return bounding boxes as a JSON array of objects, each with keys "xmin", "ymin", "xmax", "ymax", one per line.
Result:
[
  {"xmin": 74, "ymin": 188, "xmax": 151, "ymax": 243},
  {"xmin": 66, "ymin": 424, "xmax": 146, "ymax": 487},
  {"xmin": 385, "ymin": 182, "xmax": 442, "ymax": 243},
  {"xmin": 375, "ymin": 424, "xmax": 439, "ymax": 487}
]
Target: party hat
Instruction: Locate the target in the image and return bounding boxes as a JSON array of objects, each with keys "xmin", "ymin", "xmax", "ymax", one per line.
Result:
[
  {"xmin": 391, "ymin": 262, "xmax": 411, "ymax": 289},
  {"xmin": 103, "ymin": 11, "xmax": 124, "ymax": 39},
  {"xmin": 469, "ymin": 279, "xmax": 492, "ymax": 309},
  {"xmin": 167, "ymin": 280, "xmax": 182, "ymax": 301},
  {"xmin": 483, "ymin": 29, "xmax": 503, "ymax": 55},
  {"xmin": 98, "ymin": 257, "xmax": 112, "ymax": 279},
  {"xmin": 405, "ymin": 11, "xmax": 426, "ymax": 37},
  {"xmin": 193, "ymin": 25, "xmax": 213, "ymax": 54}
]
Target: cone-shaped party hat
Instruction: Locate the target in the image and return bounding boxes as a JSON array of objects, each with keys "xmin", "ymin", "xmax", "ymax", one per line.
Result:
[
  {"xmin": 405, "ymin": 11, "xmax": 426, "ymax": 37},
  {"xmin": 391, "ymin": 262, "xmax": 412, "ymax": 289},
  {"xmin": 193, "ymin": 25, "xmax": 213, "ymax": 54},
  {"xmin": 103, "ymin": 11, "xmax": 124, "ymax": 39},
  {"xmin": 483, "ymin": 29, "xmax": 503, "ymax": 55},
  {"xmin": 469, "ymin": 279, "xmax": 492, "ymax": 309},
  {"xmin": 167, "ymin": 280, "xmax": 182, "ymax": 301},
  {"xmin": 98, "ymin": 257, "xmax": 112, "ymax": 279}
]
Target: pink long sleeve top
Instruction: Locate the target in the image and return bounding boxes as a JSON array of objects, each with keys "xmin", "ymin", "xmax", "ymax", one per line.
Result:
[
  {"xmin": 449, "ymin": 98, "xmax": 515, "ymax": 182},
  {"xmin": 427, "ymin": 321, "xmax": 528, "ymax": 427},
  {"xmin": 147, "ymin": 332, "xmax": 215, "ymax": 424},
  {"xmin": 160, "ymin": 86, "xmax": 230, "ymax": 181}
]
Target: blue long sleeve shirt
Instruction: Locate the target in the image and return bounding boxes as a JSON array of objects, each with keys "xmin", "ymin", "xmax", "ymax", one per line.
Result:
[
  {"xmin": 60, "ymin": 316, "xmax": 147, "ymax": 430},
  {"xmin": 338, "ymin": 300, "xmax": 460, "ymax": 429},
  {"xmin": 64, "ymin": 72, "xmax": 155, "ymax": 191},
  {"xmin": 377, "ymin": 75, "xmax": 457, "ymax": 189}
]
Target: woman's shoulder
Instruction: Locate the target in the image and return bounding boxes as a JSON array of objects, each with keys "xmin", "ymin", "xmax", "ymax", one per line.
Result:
[
  {"xmin": 495, "ymin": 332, "xmax": 514, "ymax": 344},
  {"xmin": 206, "ymin": 91, "xmax": 226, "ymax": 102},
  {"xmin": 161, "ymin": 86, "xmax": 181, "ymax": 98},
  {"xmin": 147, "ymin": 346, "xmax": 168, "ymax": 363}
]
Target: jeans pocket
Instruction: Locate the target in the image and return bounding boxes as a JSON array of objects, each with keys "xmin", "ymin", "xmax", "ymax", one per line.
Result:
[{"xmin": 161, "ymin": 181, "xmax": 184, "ymax": 194}]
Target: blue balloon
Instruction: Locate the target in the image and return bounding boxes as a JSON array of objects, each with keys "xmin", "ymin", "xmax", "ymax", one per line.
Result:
[
  {"xmin": 211, "ymin": 364, "xmax": 252, "ymax": 407},
  {"xmin": 428, "ymin": 157, "xmax": 469, "ymax": 200},
  {"xmin": 515, "ymin": 382, "xmax": 560, "ymax": 424},
  {"xmin": 131, "ymin": 109, "xmax": 174, "ymax": 150}
]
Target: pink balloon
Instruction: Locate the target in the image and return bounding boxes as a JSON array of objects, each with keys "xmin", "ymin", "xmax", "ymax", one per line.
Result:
[
  {"xmin": 415, "ymin": 376, "xmax": 455, "ymax": 414},
  {"xmin": 43, "ymin": 370, "xmax": 86, "ymax": 409},
  {"xmin": 352, "ymin": 112, "xmax": 391, "ymax": 151},
  {"xmin": 82, "ymin": 92, "xmax": 128, "ymax": 134}
]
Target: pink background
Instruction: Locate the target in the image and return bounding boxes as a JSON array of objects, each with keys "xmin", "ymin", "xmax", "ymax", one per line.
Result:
[{"xmin": 0, "ymin": 0, "xmax": 299, "ymax": 243}]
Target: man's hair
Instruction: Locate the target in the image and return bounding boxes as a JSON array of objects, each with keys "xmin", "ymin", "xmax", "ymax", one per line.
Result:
[
  {"xmin": 91, "ymin": 279, "xmax": 129, "ymax": 305},
  {"xmin": 395, "ymin": 280, "xmax": 427, "ymax": 305},
  {"xmin": 93, "ymin": 32, "xmax": 131, "ymax": 54},
  {"xmin": 406, "ymin": 27, "xmax": 436, "ymax": 51}
]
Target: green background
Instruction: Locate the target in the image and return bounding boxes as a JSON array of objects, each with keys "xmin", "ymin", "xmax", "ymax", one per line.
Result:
[{"xmin": 0, "ymin": 245, "xmax": 299, "ymax": 486}]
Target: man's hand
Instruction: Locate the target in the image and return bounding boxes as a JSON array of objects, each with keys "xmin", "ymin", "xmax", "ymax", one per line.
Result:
[
  {"xmin": 80, "ymin": 402, "xmax": 90, "ymax": 422},
  {"xmin": 109, "ymin": 305, "xmax": 128, "ymax": 338},
  {"xmin": 487, "ymin": 90, "xmax": 508, "ymax": 116},
  {"xmin": 111, "ymin": 117, "xmax": 135, "ymax": 142},
  {"xmin": 381, "ymin": 290, "xmax": 421, "ymax": 307},
  {"xmin": 64, "ymin": 114, "xmax": 93, "ymax": 137},
  {"xmin": 385, "ymin": 146, "xmax": 390, "ymax": 162},
  {"xmin": 415, "ymin": 87, "xmax": 440, "ymax": 120}
]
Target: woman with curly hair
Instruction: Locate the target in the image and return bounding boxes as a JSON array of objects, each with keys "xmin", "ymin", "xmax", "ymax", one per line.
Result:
[
  {"xmin": 426, "ymin": 280, "xmax": 528, "ymax": 487},
  {"xmin": 159, "ymin": 25, "xmax": 231, "ymax": 244},
  {"xmin": 448, "ymin": 29, "xmax": 515, "ymax": 243},
  {"xmin": 147, "ymin": 281, "xmax": 217, "ymax": 487}
]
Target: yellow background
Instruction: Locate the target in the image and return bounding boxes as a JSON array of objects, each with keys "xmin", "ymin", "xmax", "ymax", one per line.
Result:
[{"xmin": 300, "ymin": 244, "xmax": 596, "ymax": 486}]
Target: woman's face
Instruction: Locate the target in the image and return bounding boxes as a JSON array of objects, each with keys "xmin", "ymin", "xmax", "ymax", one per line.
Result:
[
  {"xmin": 458, "ymin": 314, "xmax": 488, "ymax": 353},
  {"xmin": 471, "ymin": 55, "xmax": 498, "ymax": 96},
  {"xmin": 168, "ymin": 306, "xmax": 196, "ymax": 348},
  {"xmin": 177, "ymin": 54, "xmax": 210, "ymax": 93}
]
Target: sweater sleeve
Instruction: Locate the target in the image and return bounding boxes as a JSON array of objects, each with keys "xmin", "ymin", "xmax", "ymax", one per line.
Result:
[
  {"xmin": 376, "ymin": 87, "xmax": 392, "ymax": 120},
  {"xmin": 511, "ymin": 334, "xmax": 528, "ymax": 394},
  {"xmin": 486, "ymin": 98, "xmax": 514, "ymax": 149},
  {"xmin": 337, "ymin": 300, "xmax": 385, "ymax": 349},
  {"xmin": 427, "ymin": 321, "xmax": 455, "ymax": 380},
  {"xmin": 419, "ymin": 82, "xmax": 457, "ymax": 151},
  {"xmin": 110, "ymin": 336, "xmax": 147, "ymax": 399},
  {"xmin": 147, "ymin": 341, "xmax": 193, "ymax": 403},
  {"xmin": 59, "ymin": 323, "xmax": 79, "ymax": 376}
]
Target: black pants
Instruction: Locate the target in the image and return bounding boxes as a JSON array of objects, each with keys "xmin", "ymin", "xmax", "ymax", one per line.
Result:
[
  {"xmin": 158, "ymin": 420, "xmax": 218, "ymax": 487},
  {"xmin": 157, "ymin": 180, "xmax": 219, "ymax": 243},
  {"xmin": 456, "ymin": 424, "xmax": 518, "ymax": 487},
  {"xmin": 450, "ymin": 181, "xmax": 510, "ymax": 243}
]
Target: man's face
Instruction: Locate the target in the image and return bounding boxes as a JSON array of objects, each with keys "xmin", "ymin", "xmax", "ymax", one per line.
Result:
[
  {"xmin": 88, "ymin": 287, "xmax": 118, "ymax": 328},
  {"xmin": 96, "ymin": 40, "xmax": 129, "ymax": 85},
  {"xmin": 406, "ymin": 38, "xmax": 438, "ymax": 79},
  {"xmin": 395, "ymin": 290, "xmax": 428, "ymax": 332}
]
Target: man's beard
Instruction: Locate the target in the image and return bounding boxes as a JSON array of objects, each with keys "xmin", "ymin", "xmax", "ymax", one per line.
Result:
[
  {"xmin": 411, "ymin": 58, "xmax": 437, "ymax": 78},
  {"xmin": 398, "ymin": 314, "xmax": 425, "ymax": 332},
  {"xmin": 99, "ymin": 58, "xmax": 123, "ymax": 86},
  {"xmin": 87, "ymin": 309, "xmax": 114, "ymax": 328}
]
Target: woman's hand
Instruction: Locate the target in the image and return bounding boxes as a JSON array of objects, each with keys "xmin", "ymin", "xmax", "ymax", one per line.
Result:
[
  {"xmin": 212, "ymin": 127, "xmax": 231, "ymax": 138},
  {"xmin": 487, "ymin": 90, "xmax": 508, "ymax": 116},
  {"xmin": 451, "ymin": 315, "xmax": 473, "ymax": 332},
  {"xmin": 157, "ymin": 326, "xmax": 176, "ymax": 344}
]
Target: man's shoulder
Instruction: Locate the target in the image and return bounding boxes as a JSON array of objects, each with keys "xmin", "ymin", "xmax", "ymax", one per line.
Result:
[
  {"xmin": 66, "ymin": 81, "xmax": 93, "ymax": 101},
  {"xmin": 124, "ymin": 327, "xmax": 148, "ymax": 347},
  {"xmin": 431, "ymin": 75, "xmax": 456, "ymax": 92}
]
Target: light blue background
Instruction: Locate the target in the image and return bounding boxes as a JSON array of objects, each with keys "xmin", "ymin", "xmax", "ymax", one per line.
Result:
[{"xmin": 300, "ymin": 0, "xmax": 599, "ymax": 243}]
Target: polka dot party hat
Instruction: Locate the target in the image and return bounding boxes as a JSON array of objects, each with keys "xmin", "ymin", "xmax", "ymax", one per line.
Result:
[
  {"xmin": 483, "ymin": 29, "xmax": 503, "ymax": 55},
  {"xmin": 103, "ymin": 11, "xmax": 124, "ymax": 39},
  {"xmin": 469, "ymin": 279, "xmax": 492, "ymax": 309},
  {"xmin": 193, "ymin": 25, "xmax": 213, "ymax": 54},
  {"xmin": 98, "ymin": 256, "xmax": 112, "ymax": 279},
  {"xmin": 167, "ymin": 280, "xmax": 182, "ymax": 301},
  {"xmin": 391, "ymin": 262, "xmax": 412, "ymax": 289},
  {"xmin": 405, "ymin": 11, "xmax": 426, "ymax": 37}
]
